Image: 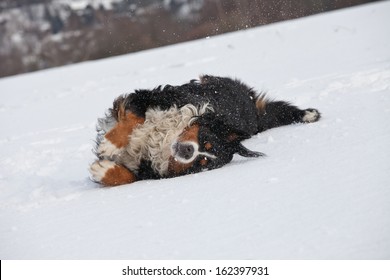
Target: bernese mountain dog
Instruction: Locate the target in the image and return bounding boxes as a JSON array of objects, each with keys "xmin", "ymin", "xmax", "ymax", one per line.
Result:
[{"xmin": 90, "ymin": 75, "xmax": 320, "ymax": 186}]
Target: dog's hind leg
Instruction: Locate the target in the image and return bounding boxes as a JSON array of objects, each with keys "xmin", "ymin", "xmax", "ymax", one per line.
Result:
[
  {"xmin": 97, "ymin": 97, "xmax": 145, "ymax": 158},
  {"xmin": 255, "ymin": 95, "xmax": 321, "ymax": 133},
  {"xmin": 90, "ymin": 159, "xmax": 137, "ymax": 186}
]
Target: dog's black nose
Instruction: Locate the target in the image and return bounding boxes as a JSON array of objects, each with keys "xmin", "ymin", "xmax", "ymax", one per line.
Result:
[{"xmin": 176, "ymin": 143, "xmax": 195, "ymax": 160}]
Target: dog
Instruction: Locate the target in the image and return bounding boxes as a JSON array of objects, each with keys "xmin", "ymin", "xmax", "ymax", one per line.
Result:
[{"xmin": 89, "ymin": 75, "xmax": 320, "ymax": 186}]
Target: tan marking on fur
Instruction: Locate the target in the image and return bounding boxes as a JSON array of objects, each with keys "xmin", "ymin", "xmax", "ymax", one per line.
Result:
[
  {"xmin": 204, "ymin": 142, "xmax": 212, "ymax": 150},
  {"xmin": 101, "ymin": 164, "xmax": 137, "ymax": 186},
  {"xmin": 105, "ymin": 111, "xmax": 145, "ymax": 149},
  {"xmin": 178, "ymin": 124, "xmax": 200, "ymax": 143},
  {"xmin": 168, "ymin": 156, "xmax": 194, "ymax": 176},
  {"xmin": 199, "ymin": 157, "xmax": 208, "ymax": 166},
  {"xmin": 256, "ymin": 94, "xmax": 268, "ymax": 114},
  {"xmin": 227, "ymin": 133, "xmax": 238, "ymax": 142}
]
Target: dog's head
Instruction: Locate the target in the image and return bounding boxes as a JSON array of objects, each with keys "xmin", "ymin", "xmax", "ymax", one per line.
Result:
[{"xmin": 167, "ymin": 114, "xmax": 263, "ymax": 177}]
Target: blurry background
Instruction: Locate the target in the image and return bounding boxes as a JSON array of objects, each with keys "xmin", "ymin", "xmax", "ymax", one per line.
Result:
[{"xmin": 0, "ymin": 0, "xmax": 379, "ymax": 78}]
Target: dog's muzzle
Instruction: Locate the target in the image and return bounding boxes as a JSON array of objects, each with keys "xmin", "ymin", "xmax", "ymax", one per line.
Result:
[{"xmin": 173, "ymin": 142, "xmax": 195, "ymax": 160}]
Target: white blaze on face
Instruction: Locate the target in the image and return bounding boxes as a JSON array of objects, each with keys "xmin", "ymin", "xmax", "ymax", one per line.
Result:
[{"xmin": 171, "ymin": 141, "xmax": 216, "ymax": 164}]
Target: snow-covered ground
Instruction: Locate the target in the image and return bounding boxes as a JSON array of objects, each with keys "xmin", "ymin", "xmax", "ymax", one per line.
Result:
[{"xmin": 1, "ymin": 1, "xmax": 389, "ymax": 259}]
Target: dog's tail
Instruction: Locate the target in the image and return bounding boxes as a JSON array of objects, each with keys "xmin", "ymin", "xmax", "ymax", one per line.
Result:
[{"xmin": 254, "ymin": 94, "xmax": 321, "ymax": 133}]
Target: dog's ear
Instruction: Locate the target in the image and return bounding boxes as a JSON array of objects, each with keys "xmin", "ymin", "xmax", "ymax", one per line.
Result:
[
  {"xmin": 196, "ymin": 113, "xmax": 264, "ymax": 158},
  {"xmin": 226, "ymin": 132, "xmax": 265, "ymax": 158},
  {"xmin": 235, "ymin": 143, "xmax": 265, "ymax": 158}
]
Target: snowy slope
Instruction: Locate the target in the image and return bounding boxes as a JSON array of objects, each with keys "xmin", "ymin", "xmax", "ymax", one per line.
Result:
[{"xmin": 1, "ymin": 1, "xmax": 389, "ymax": 259}]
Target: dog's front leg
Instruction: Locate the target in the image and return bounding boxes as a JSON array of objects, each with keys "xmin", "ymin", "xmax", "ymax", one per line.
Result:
[
  {"xmin": 90, "ymin": 159, "xmax": 137, "ymax": 186},
  {"xmin": 98, "ymin": 102, "xmax": 145, "ymax": 158}
]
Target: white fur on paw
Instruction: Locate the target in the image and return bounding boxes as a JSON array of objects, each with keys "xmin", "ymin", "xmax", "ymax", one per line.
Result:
[
  {"xmin": 98, "ymin": 138, "xmax": 124, "ymax": 158},
  {"xmin": 89, "ymin": 160, "xmax": 116, "ymax": 182},
  {"xmin": 302, "ymin": 109, "xmax": 320, "ymax": 123}
]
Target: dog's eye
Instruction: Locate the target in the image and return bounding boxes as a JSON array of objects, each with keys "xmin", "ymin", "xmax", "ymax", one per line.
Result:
[{"xmin": 199, "ymin": 156, "xmax": 208, "ymax": 166}]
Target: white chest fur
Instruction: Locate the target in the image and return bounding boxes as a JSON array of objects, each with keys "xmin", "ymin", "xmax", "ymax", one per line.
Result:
[{"xmin": 119, "ymin": 104, "xmax": 210, "ymax": 176}]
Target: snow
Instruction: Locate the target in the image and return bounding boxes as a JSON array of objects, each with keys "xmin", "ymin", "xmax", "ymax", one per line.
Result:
[
  {"xmin": 56, "ymin": 0, "xmax": 123, "ymax": 10},
  {"xmin": 1, "ymin": 1, "xmax": 389, "ymax": 259}
]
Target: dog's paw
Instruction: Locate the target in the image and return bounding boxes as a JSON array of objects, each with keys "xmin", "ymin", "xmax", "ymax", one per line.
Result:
[
  {"xmin": 97, "ymin": 138, "xmax": 124, "ymax": 158},
  {"xmin": 302, "ymin": 108, "xmax": 321, "ymax": 123},
  {"xmin": 89, "ymin": 160, "xmax": 136, "ymax": 186},
  {"xmin": 89, "ymin": 159, "xmax": 116, "ymax": 183}
]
